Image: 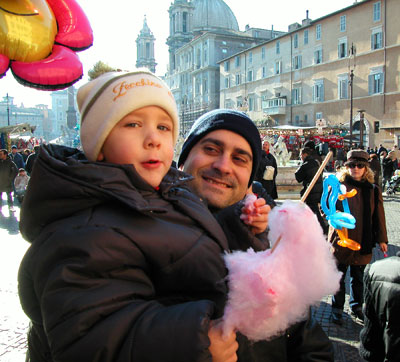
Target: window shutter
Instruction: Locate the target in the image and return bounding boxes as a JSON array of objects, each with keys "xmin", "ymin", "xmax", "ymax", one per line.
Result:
[
  {"xmin": 299, "ymin": 88, "xmax": 302, "ymax": 104},
  {"xmin": 321, "ymin": 84, "xmax": 324, "ymax": 102},
  {"xmin": 379, "ymin": 73, "xmax": 384, "ymax": 93},
  {"xmin": 368, "ymin": 74, "xmax": 373, "ymax": 95}
]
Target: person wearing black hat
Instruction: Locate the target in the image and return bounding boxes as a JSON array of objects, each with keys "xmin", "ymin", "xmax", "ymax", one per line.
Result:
[
  {"xmin": 179, "ymin": 109, "xmax": 334, "ymax": 362},
  {"xmin": 328, "ymin": 149, "xmax": 388, "ymax": 326},
  {"xmin": 359, "ymin": 251, "xmax": 400, "ymax": 361}
]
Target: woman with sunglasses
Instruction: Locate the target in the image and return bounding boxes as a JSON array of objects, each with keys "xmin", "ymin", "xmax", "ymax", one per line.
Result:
[{"xmin": 328, "ymin": 149, "xmax": 388, "ymax": 326}]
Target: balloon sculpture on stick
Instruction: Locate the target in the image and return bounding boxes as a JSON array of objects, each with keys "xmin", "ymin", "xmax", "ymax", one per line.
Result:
[
  {"xmin": 0, "ymin": 0, "xmax": 93, "ymax": 90},
  {"xmin": 221, "ymin": 152, "xmax": 342, "ymax": 341},
  {"xmin": 320, "ymin": 174, "xmax": 360, "ymax": 251}
]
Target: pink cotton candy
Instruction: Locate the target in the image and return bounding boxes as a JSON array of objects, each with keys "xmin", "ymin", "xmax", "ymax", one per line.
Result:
[{"xmin": 222, "ymin": 200, "xmax": 342, "ymax": 341}]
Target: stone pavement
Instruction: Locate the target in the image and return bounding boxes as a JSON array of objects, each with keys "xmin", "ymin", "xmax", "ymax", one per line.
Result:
[{"xmin": 0, "ymin": 193, "xmax": 399, "ymax": 361}]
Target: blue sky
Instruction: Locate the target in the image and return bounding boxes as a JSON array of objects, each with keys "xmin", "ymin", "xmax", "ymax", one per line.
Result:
[{"xmin": 0, "ymin": 0, "xmax": 353, "ymax": 108}]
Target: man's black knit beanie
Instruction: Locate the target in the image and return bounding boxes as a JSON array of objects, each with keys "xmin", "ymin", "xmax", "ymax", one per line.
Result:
[{"xmin": 178, "ymin": 109, "xmax": 261, "ymax": 186}]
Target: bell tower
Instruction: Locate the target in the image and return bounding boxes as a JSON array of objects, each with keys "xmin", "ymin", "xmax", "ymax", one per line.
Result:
[
  {"xmin": 166, "ymin": 0, "xmax": 194, "ymax": 72},
  {"xmin": 136, "ymin": 16, "xmax": 157, "ymax": 73}
]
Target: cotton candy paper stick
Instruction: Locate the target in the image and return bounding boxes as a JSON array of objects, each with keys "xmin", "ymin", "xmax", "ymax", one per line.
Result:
[{"xmin": 300, "ymin": 151, "xmax": 332, "ymax": 203}]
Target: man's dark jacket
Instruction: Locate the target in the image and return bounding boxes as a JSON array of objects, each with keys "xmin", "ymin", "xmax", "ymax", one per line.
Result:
[{"xmin": 9, "ymin": 151, "xmax": 25, "ymax": 169}]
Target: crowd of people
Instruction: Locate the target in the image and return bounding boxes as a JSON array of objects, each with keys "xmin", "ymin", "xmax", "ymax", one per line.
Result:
[
  {"xmin": 0, "ymin": 145, "xmax": 40, "ymax": 210},
  {"xmin": 0, "ymin": 68, "xmax": 398, "ymax": 361}
]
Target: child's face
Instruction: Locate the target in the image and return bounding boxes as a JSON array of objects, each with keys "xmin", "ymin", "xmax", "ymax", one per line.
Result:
[
  {"xmin": 19, "ymin": 171, "xmax": 26, "ymax": 177},
  {"xmin": 99, "ymin": 106, "xmax": 174, "ymax": 188}
]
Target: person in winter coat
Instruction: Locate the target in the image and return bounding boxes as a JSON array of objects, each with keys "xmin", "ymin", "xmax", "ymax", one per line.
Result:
[
  {"xmin": 9, "ymin": 145, "xmax": 25, "ymax": 169},
  {"xmin": 295, "ymin": 147, "xmax": 327, "ymax": 233},
  {"xmin": 25, "ymin": 145, "xmax": 40, "ymax": 176},
  {"xmin": 359, "ymin": 251, "xmax": 400, "ymax": 361},
  {"xmin": 328, "ymin": 149, "xmax": 388, "ymax": 326},
  {"xmin": 381, "ymin": 150, "xmax": 395, "ymax": 191},
  {"xmin": 178, "ymin": 109, "xmax": 334, "ymax": 362},
  {"xmin": 368, "ymin": 153, "xmax": 381, "ymax": 186},
  {"xmin": 254, "ymin": 139, "xmax": 278, "ymax": 199},
  {"xmin": 14, "ymin": 168, "xmax": 30, "ymax": 203},
  {"xmin": 18, "ymin": 72, "xmax": 269, "ymax": 362},
  {"xmin": 0, "ymin": 149, "xmax": 18, "ymax": 209}
]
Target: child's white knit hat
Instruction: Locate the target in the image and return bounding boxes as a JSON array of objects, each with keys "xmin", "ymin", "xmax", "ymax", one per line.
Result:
[{"xmin": 77, "ymin": 69, "xmax": 179, "ymax": 161}]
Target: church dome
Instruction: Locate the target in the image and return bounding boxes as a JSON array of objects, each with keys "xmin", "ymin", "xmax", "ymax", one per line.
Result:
[{"xmin": 192, "ymin": 0, "xmax": 239, "ymax": 32}]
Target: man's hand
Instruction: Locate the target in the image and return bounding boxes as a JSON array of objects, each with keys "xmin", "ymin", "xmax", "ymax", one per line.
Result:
[
  {"xmin": 240, "ymin": 197, "xmax": 271, "ymax": 235},
  {"xmin": 208, "ymin": 321, "xmax": 238, "ymax": 362}
]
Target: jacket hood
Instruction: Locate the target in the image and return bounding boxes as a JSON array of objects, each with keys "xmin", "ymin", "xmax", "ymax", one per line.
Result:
[{"xmin": 19, "ymin": 144, "xmax": 191, "ymax": 242}]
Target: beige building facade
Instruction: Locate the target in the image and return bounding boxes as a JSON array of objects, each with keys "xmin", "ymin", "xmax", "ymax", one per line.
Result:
[{"xmin": 219, "ymin": 0, "xmax": 400, "ymax": 148}]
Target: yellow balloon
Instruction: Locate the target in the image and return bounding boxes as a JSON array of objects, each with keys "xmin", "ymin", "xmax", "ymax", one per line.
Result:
[{"xmin": 0, "ymin": 0, "xmax": 57, "ymax": 62}]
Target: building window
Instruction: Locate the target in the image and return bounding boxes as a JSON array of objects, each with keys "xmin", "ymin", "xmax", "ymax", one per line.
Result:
[
  {"xmin": 371, "ymin": 27, "xmax": 383, "ymax": 49},
  {"xmin": 304, "ymin": 29, "xmax": 309, "ymax": 45},
  {"xmin": 274, "ymin": 61, "xmax": 281, "ymax": 75},
  {"xmin": 276, "ymin": 41, "xmax": 280, "ymax": 54},
  {"xmin": 316, "ymin": 24, "xmax": 321, "ymax": 40},
  {"xmin": 235, "ymin": 74, "xmax": 241, "ymax": 85},
  {"xmin": 222, "ymin": 48, "xmax": 227, "ymax": 54},
  {"xmin": 235, "ymin": 55, "xmax": 240, "ymax": 67},
  {"xmin": 255, "ymin": 31, "xmax": 259, "ymax": 38},
  {"xmin": 236, "ymin": 97, "xmax": 243, "ymax": 108},
  {"xmin": 338, "ymin": 75, "xmax": 348, "ymax": 99},
  {"xmin": 295, "ymin": 115, "xmax": 300, "ymax": 124},
  {"xmin": 224, "ymin": 77, "xmax": 230, "ymax": 89},
  {"xmin": 293, "ymin": 55, "xmax": 302, "ymax": 69},
  {"xmin": 222, "ymin": 41, "xmax": 227, "ymax": 45},
  {"xmin": 248, "ymin": 52, "xmax": 253, "ymax": 64},
  {"xmin": 247, "ymin": 70, "xmax": 253, "ymax": 82},
  {"xmin": 314, "ymin": 48, "xmax": 323, "ymax": 64},
  {"xmin": 340, "ymin": 15, "xmax": 346, "ymax": 32},
  {"xmin": 261, "ymin": 47, "xmax": 266, "ymax": 60},
  {"xmin": 313, "ymin": 80, "xmax": 324, "ymax": 102},
  {"xmin": 248, "ymin": 96, "xmax": 255, "ymax": 111},
  {"xmin": 373, "ymin": 1, "xmax": 381, "ymax": 22},
  {"xmin": 183, "ymin": 12, "xmax": 188, "ymax": 32},
  {"xmin": 316, "ymin": 112, "xmax": 323, "ymax": 121},
  {"xmin": 262, "ymin": 66, "xmax": 267, "ymax": 78},
  {"xmin": 225, "ymin": 99, "xmax": 233, "ymax": 109},
  {"xmin": 292, "ymin": 87, "xmax": 302, "ymax": 105},
  {"xmin": 368, "ymin": 72, "xmax": 384, "ymax": 94},
  {"xmin": 224, "ymin": 61, "xmax": 230, "ymax": 71},
  {"xmin": 195, "ymin": 77, "xmax": 201, "ymax": 95},
  {"xmin": 338, "ymin": 38, "xmax": 347, "ymax": 58},
  {"xmin": 304, "ymin": 114, "xmax": 308, "ymax": 122},
  {"xmin": 294, "ymin": 34, "xmax": 298, "ymax": 48},
  {"xmin": 204, "ymin": 48, "xmax": 208, "ymax": 63},
  {"xmin": 203, "ymin": 78, "xmax": 208, "ymax": 94}
]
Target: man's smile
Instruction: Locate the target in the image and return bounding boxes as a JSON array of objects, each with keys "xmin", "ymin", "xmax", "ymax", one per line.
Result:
[{"xmin": 202, "ymin": 175, "xmax": 232, "ymax": 188}]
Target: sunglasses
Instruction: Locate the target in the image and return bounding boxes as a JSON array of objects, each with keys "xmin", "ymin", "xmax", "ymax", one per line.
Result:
[{"xmin": 347, "ymin": 163, "xmax": 365, "ymax": 169}]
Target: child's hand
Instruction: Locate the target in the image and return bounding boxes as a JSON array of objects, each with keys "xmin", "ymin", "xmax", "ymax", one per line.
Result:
[
  {"xmin": 240, "ymin": 195, "xmax": 271, "ymax": 235},
  {"xmin": 208, "ymin": 321, "xmax": 238, "ymax": 362}
]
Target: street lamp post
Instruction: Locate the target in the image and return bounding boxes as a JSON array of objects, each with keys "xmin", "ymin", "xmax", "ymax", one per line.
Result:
[
  {"xmin": 6, "ymin": 92, "xmax": 10, "ymax": 126},
  {"xmin": 358, "ymin": 109, "xmax": 365, "ymax": 149},
  {"xmin": 349, "ymin": 70, "xmax": 354, "ymax": 148},
  {"xmin": 348, "ymin": 43, "xmax": 356, "ymax": 149}
]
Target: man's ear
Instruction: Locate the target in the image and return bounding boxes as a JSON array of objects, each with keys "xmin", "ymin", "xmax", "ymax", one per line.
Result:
[{"xmin": 96, "ymin": 151, "xmax": 105, "ymax": 161}]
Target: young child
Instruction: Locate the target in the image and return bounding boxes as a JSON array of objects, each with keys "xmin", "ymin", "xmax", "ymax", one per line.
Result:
[
  {"xmin": 14, "ymin": 168, "xmax": 29, "ymax": 203},
  {"xmin": 18, "ymin": 70, "xmax": 266, "ymax": 362}
]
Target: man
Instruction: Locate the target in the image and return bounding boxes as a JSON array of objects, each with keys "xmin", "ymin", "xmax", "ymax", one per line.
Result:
[
  {"xmin": 25, "ymin": 145, "xmax": 40, "ymax": 175},
  {"xmin": 9, "ymin": 145, "xmax": 25, "ymax": 169},
  {"xmin": 178, "ymin": 109, "xmax": 334, "ymax": 362},
  {"xmin": 359, "ymin": 252, "xmax": 400, "ymax": 361},
  {"xmin": 255, "ymin": 139, "xmax": 278, "ymax": 199},
  {"xmin": 295, "ymin": 147, "xmax": 327, "ymax": 233},
  {"xmin": 0, "ymin": 149, "xmax": 18, "ymax": 209}
]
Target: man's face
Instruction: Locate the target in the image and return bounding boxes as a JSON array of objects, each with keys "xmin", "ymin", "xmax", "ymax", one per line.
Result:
[
  {"xmin": 0, "ymin": 151, "xmax": 6, "ymax": 160},
  {"xmin": 11, "ymin": 148, "xmax": 17, "ymax": 154},
  {"xmin": 262, "ymin": 141, "xmax": 270, "ymax": 152},
  {"xmin": 182, "ymin": 129, "xmax": 253, "ymax": 209}
]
